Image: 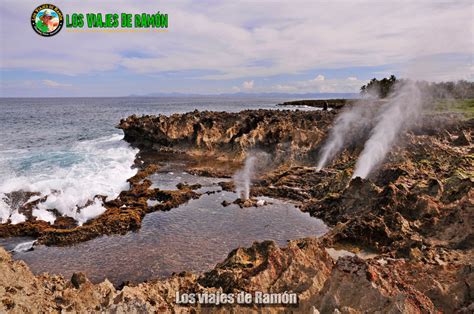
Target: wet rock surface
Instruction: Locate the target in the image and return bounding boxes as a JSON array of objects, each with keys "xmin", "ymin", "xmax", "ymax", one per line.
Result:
[
  {"xmin": 0, "ymin": 109, "xmax": 472, "ymax": 312},
  {"xmin": 118, "ymin": 109, "xmax": 334, "ymax": 163},
  {"xmin": 232, "ymin": 198, "xmax": 268, "ymax": 208},
  {"xmin": 0, "ymin": 164, "xmax": 200, "ymax": 246},
  {"xmin": 2, "ymin": 237, "xmax": 470, "ymax": 312},
  {"xmin": 277, "ymin": 98, "xmax": 356, "ymax": 109}
]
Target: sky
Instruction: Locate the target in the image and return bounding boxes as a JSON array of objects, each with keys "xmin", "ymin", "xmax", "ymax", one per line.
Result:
[{"xmin": 0, "ymin": 0, "xmax": 473, "ymax": 97}]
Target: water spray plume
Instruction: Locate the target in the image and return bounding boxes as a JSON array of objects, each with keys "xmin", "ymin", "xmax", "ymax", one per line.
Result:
[
  {"xmin": 352, "ymin": 81, "xmax": 422, "ymax": 179},
  {"xmin": 234, "ymin": 155, "xmax": 257, "ymax": 200},
  {"xmin": 233, "ymin": 151, "xmax": 270, "ymax": 200},
  {"xmin": 316, "ymin": 98, "xmax": 377, "ymax": 171}
]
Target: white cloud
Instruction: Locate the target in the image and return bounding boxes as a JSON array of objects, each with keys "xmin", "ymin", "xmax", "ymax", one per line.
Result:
[
  {"xmin": 267, "ymin": 76, "xmax": 368, "ymax": 94},
  {"xmin": 0, "ymin": 0, "xmax": 472, "ymax": 83},
  {"xmin": 313, "ymin": 75, "xmax": 325, "ymax": 81},
  {"xmin": 42, "ymin": 80, "xmax": 72, "ymax": 88},
  {"xmin": 347, "ymin": 76, "xmax": 358, "ymax": 81},
  {"xmin": 242, "ymin": 80, "xmax": 254, "ymax": 90},
  {"xmin": 2, "ymin": 79, "xmax": 72, "ymax": 90}
]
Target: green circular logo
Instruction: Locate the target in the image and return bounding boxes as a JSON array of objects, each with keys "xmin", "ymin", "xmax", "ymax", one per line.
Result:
[{"xmin": 31, "ymin": 4, "xmax": 63, "ymax": 37}]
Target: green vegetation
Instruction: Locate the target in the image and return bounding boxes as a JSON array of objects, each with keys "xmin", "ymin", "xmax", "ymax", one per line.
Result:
[
  {"xmin": 433, "ymin": 99, "xmax": 474, "ymax": 119},
  {"xmin": 360, "ymin": 75, "xmax": 398, "ymax": 98},
  {"xmin": 360, "ymin": 76, "xmax": 474, "ymax": 100}
]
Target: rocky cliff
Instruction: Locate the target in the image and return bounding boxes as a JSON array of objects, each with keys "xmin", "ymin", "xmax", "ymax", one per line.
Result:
[
  {"xmin": 4, "ymin": 236, "xmax": 467, "ymax": 313},
  {"xmin": 1, "ymin": 109, "xmax": 472, "ymax": 312},
  {"xmin": 0, "ymin": 165, "xmax": 200, "ymax": 246},
  {"xmin": 118, "ymin": 109, "xmax": 335, "ymax": 162},
  {"xmin": 115, "ymin": 109, "xmax": 473, "ymax": 312}
]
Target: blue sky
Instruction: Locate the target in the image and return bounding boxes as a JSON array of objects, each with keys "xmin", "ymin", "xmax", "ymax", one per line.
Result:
[{"xmin": 1, "ymin": 1, "xmax": 472, "ymax": 97}]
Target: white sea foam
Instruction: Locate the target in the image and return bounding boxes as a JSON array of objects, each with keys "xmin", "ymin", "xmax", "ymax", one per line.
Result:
[
  {"xmin": 12, "ymin": 240, "xmax": 36, "ymax": 253},
  {"xmin": 32, "ymin": 208, "xmax": 56, "ymax": 224},
  {"xmin": 0, "ymin": 197, "xmax": 11, "ymax": 223},
  {"xmin": 9, "ymin": 210, "xmax": 26, "ymax": 224},
  {"xmin": 26, "ymin": 195, "xmax": 41, "ymax": 204},
  {"xmin": 147, "ymin": 199, "xmax": 162, "ymax": 207},
  {"xmin": 0, "ymin": 134, "xmax": 138, "ymax": 225}
]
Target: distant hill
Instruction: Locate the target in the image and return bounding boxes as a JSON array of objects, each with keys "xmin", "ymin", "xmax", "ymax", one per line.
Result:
[{"xmin": 129, "ymin": 92, "xmax": 359, "ymax": 99}]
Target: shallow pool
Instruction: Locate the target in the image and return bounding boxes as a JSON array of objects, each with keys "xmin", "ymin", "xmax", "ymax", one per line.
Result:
[{"xmin": 0, "ymin": 174, "xmax": 328, "ymax": 286}]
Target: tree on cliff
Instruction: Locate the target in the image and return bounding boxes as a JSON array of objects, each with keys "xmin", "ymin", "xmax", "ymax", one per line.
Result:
[
  {"xmin": 360, "ymin": 75, "xmax": 398, "ymax": 98},
  {"xmin": 360, "ymin": 76, "xmax": 474, "ymax": 99}
]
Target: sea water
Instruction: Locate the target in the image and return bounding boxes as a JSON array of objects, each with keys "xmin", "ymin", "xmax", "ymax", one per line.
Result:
[
  {"xmin": 0, "ymin": 96, "xmax": 290, "ymax": 224},
  {"xmin": 0, "ymin": 96, "xmax": 329, "ymax": 284}
]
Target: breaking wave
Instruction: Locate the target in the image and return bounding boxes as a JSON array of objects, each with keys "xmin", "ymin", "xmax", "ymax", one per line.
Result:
[{"xmin": 0, "ymin": 134, "xmax": 138, "ymax": 225}]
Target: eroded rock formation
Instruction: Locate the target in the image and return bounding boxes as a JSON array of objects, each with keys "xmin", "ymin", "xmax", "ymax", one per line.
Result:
[
  {"xmin": 4, "ymin": 237, "xmax": 467, "ymax": 313},
  {"xmin": 1, "ymin": 109, "xmax": 472, "ymax": 312},
  {"xmin": 0, "ymin": 165, "xmax": 200, "ymax": 246},
  {"xmin": 118, "ymin": 109, "xmax": 334, "ymax": 162}
]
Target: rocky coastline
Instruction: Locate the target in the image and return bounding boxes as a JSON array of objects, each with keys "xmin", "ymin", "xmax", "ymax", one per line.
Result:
[
  {"xmin": 0, "ymin": 108, "xmax": 473, "ymax": 312},
  {"xmin": 277, "ymin": 99, "xmax": 356, "ymax": 109},
  {"xmin": 0, "ymin": 164, "xmax": 200, "ymax": 246}
]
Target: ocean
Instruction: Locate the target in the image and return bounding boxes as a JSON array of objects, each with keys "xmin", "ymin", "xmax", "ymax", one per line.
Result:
[
  {"xmin": 0, "ymin": 96, "xmax": 330, "ymax": 283},
  {"xmin": 0, "ymin": 96, "xmax": 306, "ymax": 223}
]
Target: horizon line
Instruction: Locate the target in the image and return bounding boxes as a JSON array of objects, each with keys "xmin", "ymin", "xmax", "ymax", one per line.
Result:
[{"xmin": 0, "ymin": 92, "xmax": 359, "ymax": 99}]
